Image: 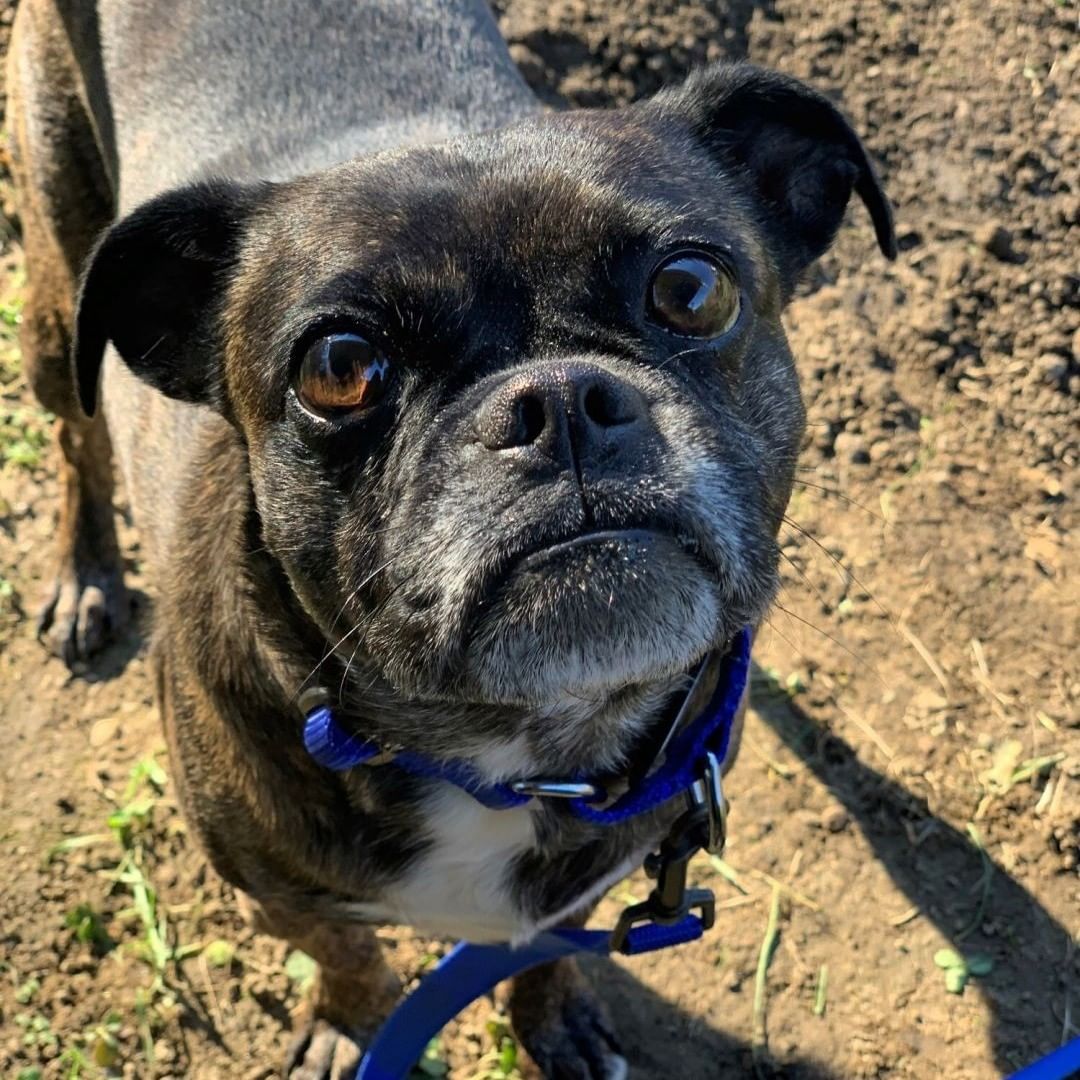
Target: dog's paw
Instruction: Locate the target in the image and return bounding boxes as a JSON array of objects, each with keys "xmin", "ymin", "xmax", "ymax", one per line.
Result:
[
  {"xmin": 512, "ymin": 975, "xmax": 625, "ymax": 1080},
  {"xmin": 36, "ymin": 562, "xmax": 129, "ymax": 666},
  {"xmin": 284, "ymin": 1015, "xmax": 364, "ymax": 1080}
]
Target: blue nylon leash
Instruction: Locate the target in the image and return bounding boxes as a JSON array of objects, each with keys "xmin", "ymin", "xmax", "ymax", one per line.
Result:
[
  {"xmin": 1007, "ymin": 1036, "xmax": 1080, "ymax": 1080},
  {"xmin": 359, "ymin": 956, "xmax": 1080, "ymax": 1080},
  {"xmin": 357, "ymin": 916, "xmax": 704, "ymax": 1080}
]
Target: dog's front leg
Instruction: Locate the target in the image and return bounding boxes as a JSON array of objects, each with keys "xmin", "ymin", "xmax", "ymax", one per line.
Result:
[
  {"xmin": 242, "ymin": 895, "xmax": 401, "ymax": 1080},
  {"xmin": 505, "ymin": 911, "xmax": 625, "ymax": 1080}
]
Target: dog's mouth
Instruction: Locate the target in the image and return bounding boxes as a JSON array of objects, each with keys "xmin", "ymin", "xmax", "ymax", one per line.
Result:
[
  {"xmin": 460, "ymin": 520, "xmax": 730, "ymax": 706},
  {"xmin": 475, "ymin": 522, "xmax": 714, "ymax": 619},
  {"xmin": 515, "ymin": 527, "xmax": 703, "ymax": 571}
]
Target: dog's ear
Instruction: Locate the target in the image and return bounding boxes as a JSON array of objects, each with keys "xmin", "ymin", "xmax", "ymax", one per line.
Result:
[
  {"xmin": 73, "ymin": 179, "xmax": 271, "ymax": 416},
  {"xmin": 652, "ymin": 63, "xmax": 896, "ymax": 288}
]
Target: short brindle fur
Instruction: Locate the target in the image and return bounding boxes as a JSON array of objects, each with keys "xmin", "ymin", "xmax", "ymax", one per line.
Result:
[{"xmin": 9, "ymin": 1, "xmax": 894, "ymax": 1075}]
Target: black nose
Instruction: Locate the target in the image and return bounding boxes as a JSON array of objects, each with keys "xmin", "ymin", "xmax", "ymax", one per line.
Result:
[{"xmin": 475, "ymin": 362, "xmax": 647, "ymax": 454}]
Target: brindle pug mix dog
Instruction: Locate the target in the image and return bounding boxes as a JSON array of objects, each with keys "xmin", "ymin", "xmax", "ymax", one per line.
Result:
[{"xmin": 9, "ymin": 0, "xmax": 894, "ymax": 1075}]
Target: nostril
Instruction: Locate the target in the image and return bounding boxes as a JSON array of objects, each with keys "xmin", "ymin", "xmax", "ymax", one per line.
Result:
[
  {"xmin": 583, "ymin": 381, "xmax": 638, "ymax": 428},
  {"xmin": 479, "ymin": 366, "xmax": 645, "ymax": 451},
  {"xmin": 515, "ymin": 394, "xmax": 547, "ymax": 446},
  {"xmin": 477, "ymin": 387, "xmax": 550, "ymax": 450}
]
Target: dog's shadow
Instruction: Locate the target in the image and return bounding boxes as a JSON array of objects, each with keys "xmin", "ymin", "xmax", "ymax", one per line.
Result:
[
  {"xmin": 577, "ymin": 669, "xmax": 1073, "ymax": 1078},
  {"xmin": 579, "ymin": 956, "xmax": 839, "ymax": 1079}
]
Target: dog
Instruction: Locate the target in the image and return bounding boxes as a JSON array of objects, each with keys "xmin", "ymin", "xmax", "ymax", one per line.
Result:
[{"xmin": 8, "ymin": 1, "xmax": 894, "ymax": 1075}]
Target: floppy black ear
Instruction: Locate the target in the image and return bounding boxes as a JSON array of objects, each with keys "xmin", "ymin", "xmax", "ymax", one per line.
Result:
[
  {"xmin": 73, "ymin": 179, "xmax": 270, "ymax": 416},
  {"xmin": 653, "ymin": 63, "xmax": 896, "ymax": 288}
]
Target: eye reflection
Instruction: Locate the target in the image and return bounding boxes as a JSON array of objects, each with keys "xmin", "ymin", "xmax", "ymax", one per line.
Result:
[
  {"xmin": 295, "ymin": 332, "xmax": 391, "ymax": 415},
  {"xmin": 648, "ymin": 253, "xmax": 740, "ymax": 338}
]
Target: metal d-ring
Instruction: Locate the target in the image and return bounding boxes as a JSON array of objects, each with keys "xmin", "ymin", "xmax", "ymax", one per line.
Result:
[
  {"xmin": 687, "ymin": 750, "xmax": 726, "ymax": 854},
  {"xmin": 510, "ymin": 779, "xmax": 603, "ymax": 800},
  {"xmin": 296, "ymin": 684, "xmax": 331, "ymax": 716}
]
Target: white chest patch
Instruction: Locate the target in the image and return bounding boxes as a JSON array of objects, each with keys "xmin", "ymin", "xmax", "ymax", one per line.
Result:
[
  {"xmin": 377, "ymin": 785, "xmax": 538, "ymax": 941},
  {"xmin": 333, "ymin": 735, "xmax": 646, "ymax": 942},
  {"xmin": 339, "ymin": 783, "xmax": 642, "ymax": 943}
]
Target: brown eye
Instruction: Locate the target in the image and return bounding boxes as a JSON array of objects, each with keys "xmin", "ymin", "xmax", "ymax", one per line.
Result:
[
  {"xmin": 647, "ymin": 253, "xmax": 740, "ymax": 338},
  {"xmin": 295, "ymin": 332, "xmax": 391, "ymax": 415}
]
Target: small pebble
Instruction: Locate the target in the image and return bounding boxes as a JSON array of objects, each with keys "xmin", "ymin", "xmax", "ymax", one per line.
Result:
[
  {"xmin": 88, "ymin": 716, "xmax": 120, "ymax": 748},
  {"xmin": 821, "ymin": 805, "xmax": 850, "ymax": 833},
  {"xmin": 1034, "ymin": 352, "xmax": 1068, "ymax": 385},
  {"xmin": 833, "ymin": 430, "xmax": 871, "ymax": 464}
]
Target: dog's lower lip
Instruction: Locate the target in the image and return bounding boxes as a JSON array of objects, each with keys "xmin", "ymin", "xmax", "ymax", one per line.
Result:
[
  {"xmin": 518, "ymin": 528, "xmax": 665, "ymax": 569},
  {"xmin": 464, "ymin": 524, "xmax": 715, "ymax": 641}
]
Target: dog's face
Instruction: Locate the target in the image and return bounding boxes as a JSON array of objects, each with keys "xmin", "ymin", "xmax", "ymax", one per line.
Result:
[{"xmin": 75, "ymin": 65, "xmax": 893, "ymax": 771}]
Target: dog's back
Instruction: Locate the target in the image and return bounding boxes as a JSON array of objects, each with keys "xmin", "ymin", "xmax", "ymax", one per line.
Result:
[{"xmin": 46, "ymin": 0, "xmax": 535, "ymax": 207}]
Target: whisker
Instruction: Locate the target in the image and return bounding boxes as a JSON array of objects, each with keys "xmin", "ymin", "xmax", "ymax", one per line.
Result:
[
  {"xmin": 137, "ymin": 335, "xmax": 168, "ymax": 363},
  {"xmin": 772, "ymin": 587, "xmax": 818, "ymax": 650},
  {"xmin": 337, "ymin": 573, "xmax": 419, "ymax": 703},
  {"xmin": 759, "ymin": 615, "xmax": 808, "ymax": 664},
  {"xmin": 772, "ymin": 602, "xmax": 885, "ymax": 688},
  {"xmin": 292, "ymin": 558, "xmax": 401, "ymax": 702},
  {"xmin": 778, "ymin": 549, "xmax": 835, "ymax": 615},
  {"xmin": 655, "ymin": 343, "xmax": 711, "ymax": 373},
  {"xmin": 781, "ymin": 515, "xmax": 942, "ymax": 684},
  {"xmin": 791, "ymin": 479, "xmax": 886, "ymax": 522},
  {"xmin": 325, "ymin": 557, "xmax": 399, "ymax": 641},
  {"xmin": 781, "ymin": 516, "xmax": 850, "ymax": 589},
  {"xmin": 780, "ymin": 516, "xmax": 893, "ymax": 624}
]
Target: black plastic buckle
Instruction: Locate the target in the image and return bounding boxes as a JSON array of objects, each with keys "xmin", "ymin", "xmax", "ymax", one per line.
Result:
[
  {"xmin": 610, "ymin": 806, "xmax": 715, "ymax": 952},
  {"xmin": 609, "ymin": 754, "xmax": 728, "ymax": 954}
]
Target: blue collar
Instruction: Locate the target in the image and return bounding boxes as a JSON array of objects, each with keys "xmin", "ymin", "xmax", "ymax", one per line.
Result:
[{"xmin": 301, "ymin": 625, "xmax": 752, "ymax": 825}]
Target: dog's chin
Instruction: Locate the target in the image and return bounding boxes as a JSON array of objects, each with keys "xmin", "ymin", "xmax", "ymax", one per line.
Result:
[{"xmin": 462, "ymin": 530, "xmax": 724, "ymax": 706}]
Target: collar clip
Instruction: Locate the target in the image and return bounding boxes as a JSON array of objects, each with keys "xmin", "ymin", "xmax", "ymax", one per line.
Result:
[{"xmin": 609, "ymin": 753, "xmax": 726, "ymax": 953}]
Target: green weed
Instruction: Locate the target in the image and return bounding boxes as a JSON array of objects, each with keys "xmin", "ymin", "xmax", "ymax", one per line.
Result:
[
  {"xmin": 933, "ymin": 947, "xmax": 994, "ymax": 995},
  {"xmin": 15, "ymin": 1012, "xmax": 58, "ymax": 1053},
  {"xmin": 285, "ymin": 948, "xmax": 317, "ymax": 993},
  {"xmin": 65, "ymin": 903, "xmax": 115, "ymax": 955},
  {"xmin": 466, "ymin": 1014, "xmax": 523, "ymax": 1079},
  {"xmin": 203, "ymin": 938, "xmax": 236, "ymax": 969},
  {"xmin": 412, "ymin": 1037, "xmax": 450, "ymax": 1077},
  {"xmin": 0, "ymin": 291, "xmax": 23, "ymax": 329},
  {"xmin": 49, "ymin": 755, "xmax": 202, "ymax": 1072},
  {"xmin": 0, "ymin": 404, "xmax": 51, "ymax": 470}
]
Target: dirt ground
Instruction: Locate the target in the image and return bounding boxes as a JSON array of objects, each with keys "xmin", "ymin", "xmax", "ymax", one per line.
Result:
[{"xmin": 1, "ymin": 0, "xmax": 1077, "ymax": 1078}]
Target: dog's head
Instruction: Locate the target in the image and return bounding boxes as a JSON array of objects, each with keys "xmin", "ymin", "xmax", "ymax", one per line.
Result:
[{"xmin": 74, "ymin": 64, "xmax": 893, "ymax": 772}]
